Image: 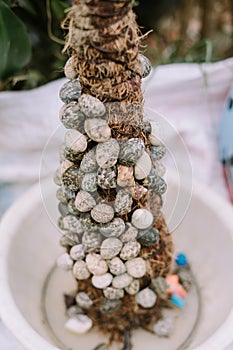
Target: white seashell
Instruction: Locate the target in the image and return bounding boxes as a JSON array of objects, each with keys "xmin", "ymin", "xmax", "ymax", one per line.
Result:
[
  {"xmin": 125, "ymin": 279, "xmax": 140, "ymax": 295},
  {"xmin": 130, "ymin": 183, "xmax": 148, "ymax": 200},
  {"xmin": 96, "ymin": 138, "xmax": 120, "ymax": 169},
  {"xmin": 100, "ymin": 218, "xmax": 125, "ymax": 238},
  {"xmin": 84, "ymin": 118, "xmax": 111, "ymax": 142},
  {"xmin": 149, "ymin": 121, "xmax": 163, "ymax": 146},
  {"xmin": 81, "ymin": 172, "xmax": 97, "ymax": 192},
  {"xmin": 82, "ymin": 231, "xmax": 102, "ymax": 253},
  {"xmin": 75, "ymin": 190, "xmax": 96, "ymax": 212},
  {"xmin": 117, "ymin": 165, "xmax": 135, "ymax": 187},
  {"xmin": 139, "ymin": 53, "xmax": 152, "ymax": 78},
  {"xmin": 112, "ymin": 273, "xmax": 133, "ymax": 289},
  {"xmin": 56, "ymin": 253, "xmax": 73, "ymax": 270},
  {"xmin": 120, "ymin": 240, "xmax": 141, "ymax": 260},
  {"xmin": 120, "ymin": 224, "xmax": 138, "ymax": 243},
  {"xmin": 66, "ymin": 305, "xmax": 84, "ymax": 318},
  {"xmin": 59, "ymin": 79, "xmax": 82, "ymax": 104},
  {"xmin": 92, "ymin": 273, "xmax": 113, "ymax": 289},
  {"xmin": 131, "ymin": 209, "xmax": 154, "ymax": 230},
  {"xmin": 80, "ymin": 148, "xmax": 98, "ymax": 173},
  {"xmin": 100, "ymin": 237, "xmax": 123, "ymax": 259},
  {"xmin": 114, "ymin": 190, "xmax": 133, "ymax": 215},
  {"xmin": 64, "ymin": 129, "xmax": 87, "ymax": 153},
  {"xmin": 125, "ymin": 257, "xmax": 146, "ymax": 278},
  {"xmin": 78, "ymin": 94, "xmax": 106, "ymax": 118},
  {"xmin": 70, "ymin": 244, "xmax": 85, "ymax": 261},
  {"xmin": 153, "ymin": 318, "xmax": 174, "ymax": 337},
  {"xmin": 108, "ymin": 257, "xmax": 126, "ymax": 276},
  {"xmin": 65, "ymin": 315, "xmax": 93, "ymax": 334},
  {"xmin": 76, "ymin": 292, "xmax": 93, "ymax": 309},
  {"xmin": 134, "ymin": 151, "xmax": 152, "ymax": 180},
  {"xmin": 103, "ymin": 287, "xmax": 124, "ymax": 300},
  {"xmin": 73, "ymin": 260, "xmax": 90, "ymax": 280},
  {"xmin": 91, "ymin": 203, "xmax": 114, "ymax": 224},
  {"xmin": 96, "ymin": 166, "xmax": 117, "ymax": 189},
  {"xmin": 136, "ymin": 288, "xmax": 157, "ymax": 308},
  {"xmin": 64, "ymin": 57, "xmax": 77, "ymax": 80},
  {"xmin": 86, "ymin": 253, "xmax": 108, "ymax": 275},
  {"xmin": 62, "ymin": 215, "xmax": 84, "ymax": 234}
]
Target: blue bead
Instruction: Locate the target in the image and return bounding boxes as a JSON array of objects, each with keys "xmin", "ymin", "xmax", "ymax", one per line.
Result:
[
  {"xmin": 171, "ymin": 294, "xmax": 185, "ymax": 308},
  {"xmin": 175, "ymin": 253, "xmax": 188, "ymax": 266}
]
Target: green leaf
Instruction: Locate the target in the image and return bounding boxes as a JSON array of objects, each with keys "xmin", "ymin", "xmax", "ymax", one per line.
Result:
[
  {"xmin": 0, "ymin": 0, "xmax": 31, "ymax": 81},
  {"xmin": 16, "ymin": 0, "xmax": 37, "ymax": 16}
]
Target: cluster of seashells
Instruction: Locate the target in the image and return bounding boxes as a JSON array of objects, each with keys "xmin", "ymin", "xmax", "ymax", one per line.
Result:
[{"xmin": 55, "ymin": 54, "xmax": 169, "ymax": 335}]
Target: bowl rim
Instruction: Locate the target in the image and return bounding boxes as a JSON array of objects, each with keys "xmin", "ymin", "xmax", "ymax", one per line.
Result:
[{"xmin": 0, "ymin": 174, "xmax": 233, "ymax": 350}]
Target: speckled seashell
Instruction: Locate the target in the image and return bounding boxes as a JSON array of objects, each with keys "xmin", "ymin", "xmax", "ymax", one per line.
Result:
[
  {"xmin": 59, "ymin": 102, "xmax": 85, "ymax": 130},
  {"xmin": 142, "ymin": 121, "xmax": 152, "ymax": 134},
  {"xmin": 131, "ymin": 209, "xmax": 154, "ymax": 230},
  {"xmin": 73, "ymin": 260, "xmax": 90, "ymax": 280},
  {"xmin": 108, "ymin": 257, "xmax": 126, "ymax": 276},
  {"xmin": 58, "ymin": 202, "xmax": 69, "ymax": 217},
  {"xmin": 59, "ymin": 79, "xmax": 82, "ymax": 104},
  {"xmin": 91, "ymin": 203, "xmax": 114, "ymax": 224},
  {"xmin": 149, "ymin": 121, "xmax": 162, "ymax": 146},
  {"xmin": 96, "ymin": 138, "xmax": 120, "ymax": 169},
  {"xmin": 78, "ymin": 94, "xmax": 106, "ymax": 118},
  {"xmin": 130, "ymin": 183, "xmax": 148, "ymax": 200},
  {"xmin": 56, "ymin": 188, "xmax": 67, "ymax": 203},
  {"xmin": 92, "ymin": 273, "xmax": 113, "ymax": 289},
  {"xmin": 84, "ymin": 118, "xmax": 111, "ymax": 142},
  {"xmin": 96, "ymin": 166, "xmax": 117, "ymax": 189},
  {"xmin": 136, "ymin": 288, "xmax": 157, "ymax": 308},
  {"xmin": 65, "ymin": 315, "xmax": 93, "ymax": 334},
  {"xmin": 75, "ymin": 190, "xmax": 96, "ymax": 212},
  {"xmin": 62, "ymin": 215, "xmax": 84, "ymax": 234},
  {"xmin": 103, "ymin": 287, "xmax": 124, "ymax": 300},
  {"xmin": 70, "ymin": 244, "xmax": 85, "ymax": 260},
  {"xmin": 134, "ymin": 150, "xmax": 152, "ymax": 180},
  {"xmin": 59, "ymin": 232, "xmax": 80, "ymax": 247},
  {"xmin": 139, "ymin": 53, "xmax": 152, "ymax": 78},
  {"xmin": 153, "ymin": 318, "xmax": 174, "ymax": 337},
  {"xmin": 151, "ymin": 277, "xmax": 169, "ymax": 300},
  {"xmin": 100, "ymin": 237, "xmax": 123, "ymax": 259},
  {"xmin": 99, "ymin": 218, "xmax": 125, "ymax": 238},
  {"xmin": 119, "ymin": 138, "xmax": 145, "ymax": 166},
  {"xmin": 61, "ymin": 185, "xmax": 76, "ymax": 201},
  {"xmin": 81, "ymin": 172, "xmax": 97, "ymax": 193},
  {"xmin": 66, "ymin": 305, "xmax": 84, "ymax": 318},
  {"xmin": 62, "ymin": 166, "xmax": 80, "ymax": 191},
  {"xmin": 80, "ymin": 213, "xmax": 100, "ymax": 232},
  {"xmin": 145, "ymin": 190, "xmax": 162, "ymax": 218},
  {"xmin": 120, "ymin": 224, "xmax": 138, "ymax": 243},
  {"xmin": 76, "ymin": 292, "xmax": 93, "ymax": 309},
  {"xmin": 120, "ymin": 240, "xmax": 141, "ymax": 260},
  {"xmin": 125, "ymin": 279, "xmax": 140, "ymax": 295},
  {"xmin": 64, "ymin": 57, "xmax": 77, "ymax": 80},
  {"xmin": 63, "ymin": 147, "xmax": 84, "ymax": 163},
  {"xmin": 114, "ymin": 190, "xmax": 133, "ymax": 215},
  {"xmin": 67, "ymin": 199, "xmax": 81, "ymax": 216},
  {"xmin": 125, "ymin": 257, "xmax": 146, "ymax": 278},
  {"xmin": 64, "ymin": 129, "xmax": 87, "ymax": 153},
  {"xmin": 150, "ymin": 145, "xmax": 166, "ymax": 161},
  {"xmin": 86, "ymin": 253, "xmax": 108, "ymax": 275},
  {"xmin": 178, "ymin": 269, "xmax": 193, "ymax": 291},
  {"xmin": 54, "ymin": 159, "xmax": 73, "ymax": 186},
  {"xmin": 143, "ymin": 169, "xmax": 167, "ymax": 195},
  {"xmin": 80, "ymin": 149, "xmax": 98, "ymax": 174},
  {"xmin": 99, "ymin": 299, "xmax": 122, "ymax": 314},
  {"xmin": 82, "ymin": 231, "xmax": 102, "ymax": 253},
  {"xmin": 57, "ymin": 253, "xmax": 73, "ymax": 270},
  {"xmin": 138, "ymin": 227, "xmax": 160, "ymax": 247},
  {"xmin": 112, "ymin": 273, "xmax": 133, "ymax": 289},
  {"xmin": 153, "ymin": 161, "xmax": 166, "ymax": 177},
  {"xmin": 117, "ymin": 165, "xmax": 135, "ymax": 187}
]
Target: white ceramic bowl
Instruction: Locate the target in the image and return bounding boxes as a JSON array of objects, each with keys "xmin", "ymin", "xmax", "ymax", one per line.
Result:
[{"xmin": 0, "ymin": 173, "xmax": 233, "ymax": 350}]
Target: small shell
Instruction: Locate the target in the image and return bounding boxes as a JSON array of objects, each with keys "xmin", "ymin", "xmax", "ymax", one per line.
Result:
[
  {"xmin": 100, "ymin": 237, "xmax": 123, "ymax": 259},
  {"xmin": 59, "ymin": 79, "xmax": 82, "ymax": 104},
  {"xmin": 65, "ymin": 315, "xmax": 93, "ymax": 334},
  {"xmin": 108, "ymin": 257, "xmax": 126, "ymax": 276},
  {"xmin": 56, "ymin": 253, "xmax": 73, "ymax": 270},
  {"xmin": 82, "ymin": 231, "xmax": 102, "ymax": 253},
  {"xmin": 64, "ymin": 57, "xmax": 77, "ymax": 80},
  {"xmin": 59, "ymin": 232, "xmax": 80, "ymax": 247},
  {"xmin": 62, "ymin": 166, "xmax": 80, "ymax": 191},
  {"xmin": 81, "ymin": 172, "xmax": 97, "ymax": 192},
  {"xmin": 120, "ymin": 240, "xmax": 141, "ymax": 260},
  {"xmin": 78, "ymin": 94, "xmax": 106, "ymax": 118},
  {"xmin": 80, "ymin": 213, "xmax": 100, "ymax": 232},
  {"xmin": 86, "ymin": 253, "xmax": 108, "ymax": 275},
  {"xmin": 136, "ymin": 288, "xmax": 157, "ymax": 308},
  {"xmin": 153, "ymin": 318, "xmax": 174, "ymax": 337},
  {"xmin": 130, "ymin": 183, "xmax": 148, "ymax": 200},
  {"xmin": 139, "ymin": 54, "xmax": 152, "ymax": 78},
  {"xmin": 58, "ymin": 202, "xmax": 69, "ymax": 217},
  {"xmin": 143, "ymin": 169, "xmax": 167, "ymax": 195},
  {"xmin": 56, "ymin": 188, "xmax": 67, "ymax": 203},
  {"xmin": 153, "ymin": 161, "xmax": 166, "ymax": 177},
  {"xmin": 73, "ymin": 260, "xmax": 90, "ymax": 280},
  {"xmin": 80, "ymin": 149, "xmax": 98, "ymax": 173},
  {"xmin": 92, "ymin": 273, "xmax": 113, "ymax": 289},
  {"xmin": 76, "ymin": 292, "xmax": 93, "ymax": 309},
  {"xmin": 96, "ymin": 167, "xmax": 117, "ymax": 189},
  {"xmin": 120, "ymin": 224, "xmax": 138, "ymax": 243},
  {"xmin": 145, "ymin": 190, "xmax": 162, "ymax": 218},
  {"xmin": 99, "ymin": 218, "xmax": 125, "ymax": 238},
  {"xmin": 134, "ymin": 151, "xmax": 152, "ymax": 180},
  {"xmin": 67, "ymin": 305, "xmax": 84, "ymax": 318},
  {"xmin": 178, "ymin": 269, "xmax": 193, "ymax": 292},
  {"xmin": 131, "ymin": 209, "xmax": 154, "ymax": 230},
  {"xmin": 119, "ymin": 138, "xmax": 145, "ymax": 166},
  {"xmin": 142, "ymin": 121, "xmax": 152, "ymax": 134},
  {"xmin": 70, "ymin": 244, "xmax": 85, "ymax": 260},
  {"xmin": 59, "ymin": 102, "xmax": 85, "ymax": 130},
  {"xmin": 117, "ymin": 165, "xmax": 135, "ymax": 187},
  {"xmin": 99, "ymin": 299, "xmax": 122, "ymax": 314},
  {"xmin": 64, "ymin": 129, "xmax": 87, "ymax": 153},
  {"xmin": 151, "ymin": 277, "xmax": 169, "ymax": 300},
  {"xmin": 75, "ymin": 190, "xmax": 96, "ymax": 212},
  {"xmin": 84, "ymin": 118, "xmax": 111, "ymax": 142},
  {"xmin": 96, "ymin": 138, "xmax": 120, "ymax": 169},
  {"xmin": 103, "ymin": 287, "xmax": 124, "ymax": 300},
  {"xmin": 67, "ymin": 199, "xmax": 81, "ymax": 216},
  {"xmin": 149, "ymin": 121, "xmax": 162, "ymax": 146},
  {"xmin": 61, "ymin": 185, "xmax": 76, "ymax": 201},
  {"xmin": 125, "ymin": 279, "xmax": 140, "ymax": 295},
  {"xmin": 55, "ymin": 159, "xmax": 74, "ymax": 184},
  {"xmin": 114, "ymin": 190, "xmax": 133, "ymax": 215},
  {"xmin": 62, "ymin": 215, "xmax": 84, "ymax": 234},
  {"xmin": 125, "ymin": 257, "xmax": 146, "ymax": 278},
  {"xmin": 150, "ymin": 145, "xmax": 166, "ymax": 161},
  {"xmin": 138, "ymin": 227, "xmax": 160, "ymax": 247},
  {"xmin": 91, "ymin": 203, "xmax": 114, "ymax": 224},
  {"xmin": 112, "ymin": 273, "xmax": 133, "ymax": 289}
]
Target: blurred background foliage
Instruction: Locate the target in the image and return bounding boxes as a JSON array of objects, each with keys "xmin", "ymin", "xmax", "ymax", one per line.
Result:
[{"xmin": 0, "ymin": 0, "xmax": 232, "ymax": 91}]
